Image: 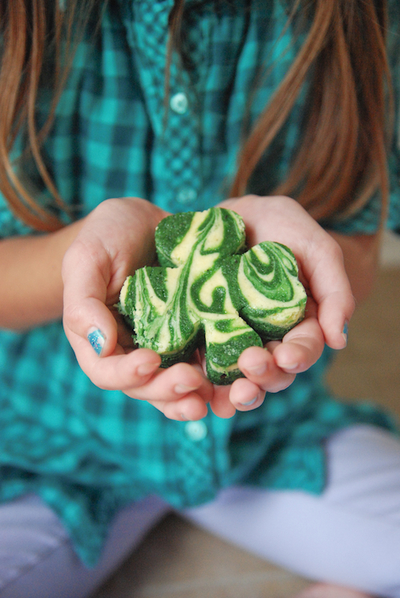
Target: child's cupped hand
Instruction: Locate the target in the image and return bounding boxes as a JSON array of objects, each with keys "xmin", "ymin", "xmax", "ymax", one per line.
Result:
[
  {"xmin": 211, "ymin": 194, "xmax": 354, "ymax": 418},
  {"xmin": 62, "ymin": 197, "xmax": 214, "ymax": 421},
  {"xmin": 62, "ymin": 195, "xmax": 354, "ymax": 421}
]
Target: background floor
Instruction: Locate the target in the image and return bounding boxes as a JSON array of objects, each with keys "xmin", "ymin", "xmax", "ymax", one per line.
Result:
[{"xmin": 92, "ymin": 232, "xmax": 400, "ymax": 598}]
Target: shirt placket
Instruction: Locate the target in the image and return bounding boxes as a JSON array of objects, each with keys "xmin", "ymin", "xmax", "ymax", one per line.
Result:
[
  {"xmin": 131, "ymin": 0, "xmax": 202, "ymax": 211},
  {"xmin": 166, "ymin": 415, "xmax": 223, "ymax": 507}
]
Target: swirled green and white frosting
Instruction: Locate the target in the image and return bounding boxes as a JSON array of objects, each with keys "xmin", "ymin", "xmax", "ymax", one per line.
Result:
[{"xmin": 119, "ymin": 207, "xmax": 307, "ymax": 385}]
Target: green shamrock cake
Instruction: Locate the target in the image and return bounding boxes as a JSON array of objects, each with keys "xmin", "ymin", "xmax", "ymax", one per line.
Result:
[{"xmin": 119, "ymin": 207, "xmax": 307, "ymax": 385}]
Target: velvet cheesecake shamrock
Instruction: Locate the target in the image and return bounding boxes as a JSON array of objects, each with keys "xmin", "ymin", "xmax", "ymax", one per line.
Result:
[{"xmin": 118, "ymin": 207, "xmax": 307, "ymax": 385}]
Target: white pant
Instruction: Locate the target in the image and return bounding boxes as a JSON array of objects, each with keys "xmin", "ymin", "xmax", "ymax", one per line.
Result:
[{"xmin": 0, "ymin": 425, "xmax": 399, "ymax": 598}]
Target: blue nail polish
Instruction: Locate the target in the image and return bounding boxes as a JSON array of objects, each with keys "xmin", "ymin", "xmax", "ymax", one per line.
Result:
[
  {"xmin": 241, "ymin": 397, "xmax": 258, "ymax": 406},
  {"xmin": 87, "ymin": 329, "xmax": 105, "ymax": 355},
  {"xmin": 342, "ymin": 321, "xmax": 348, "ymax": 346}
]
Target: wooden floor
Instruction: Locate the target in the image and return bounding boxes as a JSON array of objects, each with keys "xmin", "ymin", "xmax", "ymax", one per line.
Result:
[{"xmin": 92, "ymin": 234, "xmax": 400, "ymax": 598}]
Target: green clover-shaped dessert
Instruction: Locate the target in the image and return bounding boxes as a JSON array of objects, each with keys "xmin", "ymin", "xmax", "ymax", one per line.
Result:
[{"xmin": 119, "ymin": 207, "xmax": 307, "ymax": 385}]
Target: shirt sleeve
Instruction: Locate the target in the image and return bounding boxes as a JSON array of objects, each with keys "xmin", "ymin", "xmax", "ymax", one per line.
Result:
[
  {"xmin": 0, "ymin": 192, "xmax": 36, "ymax": 239},
  {"xmin": 386, "ymin": 0, "xmax": 400, "ymax": 234},
  {"xmin": 0, "ymin": 135, "xmax": 70, "ymax": 240},
  {"xmin": 321, "ymin": 194, "xmax": 382, "ymax": 237}
]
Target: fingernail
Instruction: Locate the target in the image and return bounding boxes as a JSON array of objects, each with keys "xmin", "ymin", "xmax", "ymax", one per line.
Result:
[
  {"xmin": 240, "ymin": 396, "xmax": 258, "ymax": 406},
  {"xmin": 137, "ymin": 362, "xmax": 159, "ymax": 376},
  {"xmin": 280, "ymin": 362, "xmax": 298, "ymax": 371},
  {"xmin": 175, "ymin": 383, "xmax": 198, "ymax": 394},
  {"xmin": 87, "ymin": 328, "xmax": 105, "ymax": 355},
  {"xmin": 342, "ymin": 321, "xmax": 348, "ymax": 346}
]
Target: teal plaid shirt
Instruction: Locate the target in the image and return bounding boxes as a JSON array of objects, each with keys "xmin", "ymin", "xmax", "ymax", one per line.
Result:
[{"xmin": 0, "ymin": 0, "xmax": 399, "ymax": 566}]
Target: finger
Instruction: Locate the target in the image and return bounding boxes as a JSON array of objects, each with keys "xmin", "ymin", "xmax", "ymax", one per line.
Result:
[
  {"xmin": 238, "ymin": 345, "xmax": 295, "ymax": 392},
  {"xmin": 209, "ymin": 385, "xmax": 237, "ymax": 419},
  {"xmin": 151, "ymin": 394, "xmax": 209, "ymax": 421},
  {"xmin": 229, "ymin": 377, "xmax": 265, "ymax": 411},
  {"xmin": 272, "ymin": 315, "xmax": 325, "ymax": 373},
  {"xmin": 238, "ymin": 345, "xmax": 274, "ymax": 378},
  {"xmin": 62, "ymin": 237, "xmax": 121, "ymax": 357},
  {"xmin": 317, "ymin": 291, "xmax": 353, "ymax": 349},
  {"xmin": 65, "ymin": 331, "xmax": 161, "ymax": 389},
  {"xmin": 303, "ymin": 238, "xmax": 355, "ymax": 350},
  {"xmin": 124, "ymin": 361, "xmax": 213, "ymax": 403},
  {"xmin": 64, "ymin": 297, "xmax": 120, "ymax": 358},
  {"xmin": 73, "ymin": 336, "xmax": 212, "ymax": 406},
  {"xmin": 71, "ymin": 327, "xmax": 212, "ymax": 420},
  {"xmin": 131, "ymin": 362, "xmax": 212, "ymax": 421}
]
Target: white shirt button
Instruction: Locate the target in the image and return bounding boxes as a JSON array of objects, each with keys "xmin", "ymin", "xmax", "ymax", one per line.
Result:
[
  {"xmin": 184, "ymin": 421, "xmax": 208, "ymax": 442},
  {"xmin": 177, "ymin": 187, "xmax": 197, "ymax": 204},
  {"xmin": 170, "ymin": 92, "xmax": 189, "ymax": 114}
]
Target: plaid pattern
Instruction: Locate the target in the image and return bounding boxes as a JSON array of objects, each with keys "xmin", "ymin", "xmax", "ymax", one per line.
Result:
[{"xmin": 0, "ymin": 0, "xmax": 399, "ymax": 566}]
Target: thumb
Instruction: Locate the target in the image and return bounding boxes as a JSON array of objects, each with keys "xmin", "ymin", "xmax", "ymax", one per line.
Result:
[
  {"xmin": 62, "ymin": 240, "xmax": 118, "ymax": 358},
  {"xmin": 63, "ymin": 296, "xmax": 119, "ymax": 358}
]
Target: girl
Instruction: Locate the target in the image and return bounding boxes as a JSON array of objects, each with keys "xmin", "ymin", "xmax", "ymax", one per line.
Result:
[{"xmin": 0, "ymin": 1, "xmax": 399, "ymax": 596}]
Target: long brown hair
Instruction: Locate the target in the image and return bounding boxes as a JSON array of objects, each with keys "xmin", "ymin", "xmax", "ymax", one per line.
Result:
[
  {"xmin": 0, "ymin": 0, "xmax": 393, "ymax": 231},
  {"xmin": 0, "ymin": 0, "xmax": 98, "ymax": 231},
  {"xmin": 230, "ymin": 0, "xmax": 392, "ymax": 224}
]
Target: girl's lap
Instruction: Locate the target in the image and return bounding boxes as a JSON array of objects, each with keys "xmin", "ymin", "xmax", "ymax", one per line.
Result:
[{"xmin": 1, "ymin": 424, "xmax": 399, "ymax": 598}]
